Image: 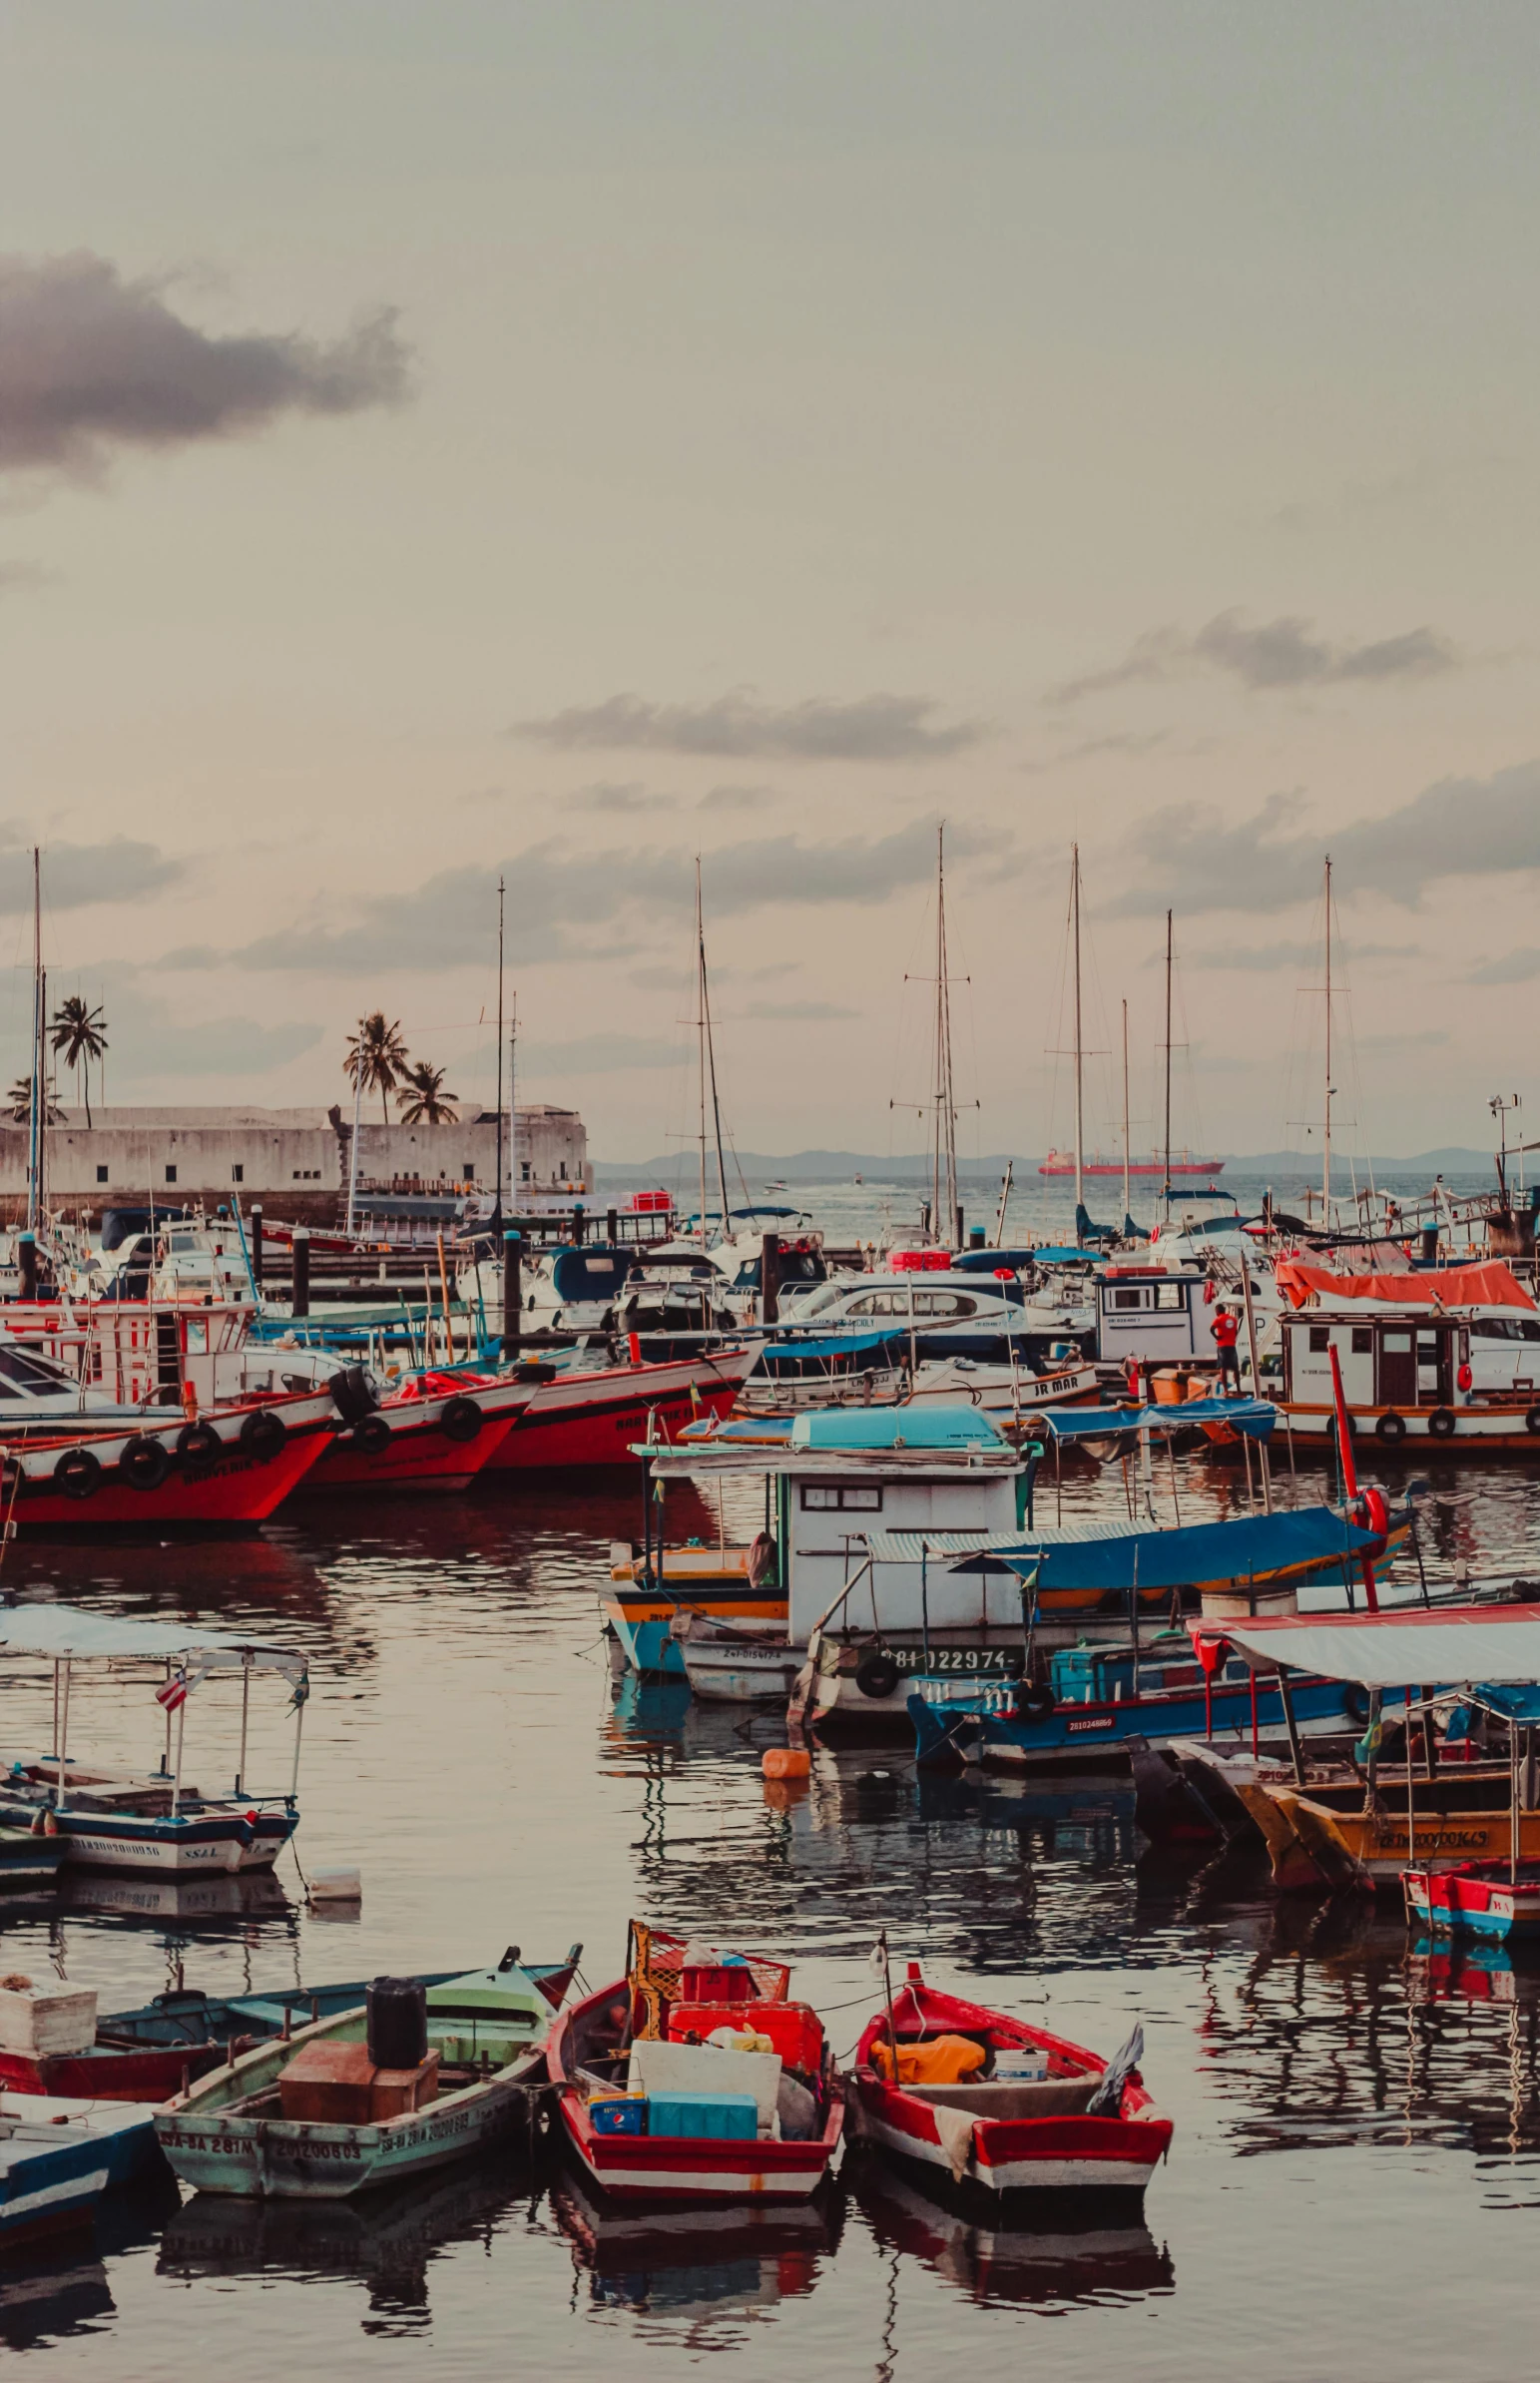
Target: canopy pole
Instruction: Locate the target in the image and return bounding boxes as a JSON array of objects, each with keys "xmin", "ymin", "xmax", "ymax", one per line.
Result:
[
  {"xmin": 237, "ymin": 1653, "xmax": 252, "ymax": 1797},
  {"xmin": 56, "ymin": 1659, "xmax": 70, "ymax": 1811},
  {"xmin": 1405, "ymin": 1687, "xmax": 1415, "ymax": 1868},
  {"xmin": 162, "ymin": 1661, "xmax": 173, "ymax": 1776},
  {"xmin": 290, "ymin": 1678, "xmax": 307, "ymax": 1803},
  {"xmin": 1512, "ymin": 1722, "xmax": 1520, "ymax": 1890},
  {"xmin": 1278, "ymin": 1667, "xmax": 1305, "ymax": 1786},
  {"xmin": 172, "ymin": 1689, "xmax": 186, "ymax": 1819},
  {"xmin": 1240, "ymin": 1261, "xmax": 1273, "ymax": 1512},
  {"xmin": 1250, "ymin": 1664, "xmax": 1259, "ymax": 1760},
  {"xmin": 919, "ymin": 1540, "xmax": 930, "ymax": 1672},
  {"xmin": 50, "ymin": 1659, "xmax": 59, "ymax": 1761}
]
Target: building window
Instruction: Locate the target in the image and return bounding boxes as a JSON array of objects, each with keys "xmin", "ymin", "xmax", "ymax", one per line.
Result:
[
  {"xmin": 96, "ymin": 1164, "xmax": 108, "ymax": 1184},
  {"xmin": 559, "ymin": 1161, "xmax": 568, "ymax": 1180},
  {"xmin": 165, "ymin": 1165, "xmax": 178, "ymax": 1185},
  {"xmin": 463, "ymin": 1163, "xmax": 475, "ymax": 1180},
  {"xmin": 232, "ymin": 1164, "xmax": 244, "ymax": 1184},
  {"xmin": 520, "ymin": 1162, "xmax": 531, "ymax": 1183}
]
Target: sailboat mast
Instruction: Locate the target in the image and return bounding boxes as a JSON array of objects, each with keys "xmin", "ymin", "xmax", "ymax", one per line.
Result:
[
  {"xmin": 1071, "ymin": 845, "xmax": 1084, "ymax": 1218},
  {"xmin": 935, "ymin": 824, "xmax": 958, "ymax": 1244},
  {"xmin": 1162, "ymin": 909, "xmax": 1173, "ymax": 1219},
  {"xmin": 28, "ymin": 848, "xmax": 41, "ymax": 1236},
  {"xmin": 494, "ymin": 875, "xmax": 506, "ymax": 1226},
  {"xmin": 698, "ymin": 871, "xmax": 733, "ymax": 1240},
  {"xmin": 695, "ymin": 857, "xmax": 710, "ymax": 1251},
  {"xmin": 1322, "ymin": 854, "xmax": 1332, "ymax": 1216},
  {"xmin": 1122, "ymin": 997, "xmax": 1131, "ymax": 1226}
]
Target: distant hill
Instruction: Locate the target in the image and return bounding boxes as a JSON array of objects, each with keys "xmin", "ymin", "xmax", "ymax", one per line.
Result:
[{"xmin": 594, "ymin": 1146, "xmax": 1499, "ymax": 1186}]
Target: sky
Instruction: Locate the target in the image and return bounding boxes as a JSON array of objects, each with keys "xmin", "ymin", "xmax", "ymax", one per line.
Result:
[{"xmin": 2, "ymin": 1, "xmax": 1539, "ymax": 1165}]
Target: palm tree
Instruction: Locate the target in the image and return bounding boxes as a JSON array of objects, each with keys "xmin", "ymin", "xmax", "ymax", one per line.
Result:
[
  {"xmin": 50, "ymin": 994, "xmax": 108, "ymax": 1127},
  {"xmin": 395, "ymin": 1062, "xmax": 459, "ymax": 1126},
  {"xmin": 344, "ymin": 1013, "xmax": 409, "ymax": 1129},
  {"xmin": 7, "ymin": 1077, "xmax": 64, "ymax": 1125}
]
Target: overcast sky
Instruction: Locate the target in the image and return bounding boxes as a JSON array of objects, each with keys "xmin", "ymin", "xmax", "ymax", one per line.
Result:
[{"xmin": 2, "ymin": 2, "xmax": 1538, "ymax": 1164}]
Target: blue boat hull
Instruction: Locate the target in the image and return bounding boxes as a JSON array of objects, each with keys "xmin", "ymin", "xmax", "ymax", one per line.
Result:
[{"xmin": 909, "ymin": 1671, "xmax": 1357, "ymax": 1772}]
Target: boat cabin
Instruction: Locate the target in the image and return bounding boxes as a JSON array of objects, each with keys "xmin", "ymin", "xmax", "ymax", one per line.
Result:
[
  {"xmin": 1281, "ymin": 1309, "xmax": 1467, "ymax": 1410},
  {"xmin": 1097, "ymin": 1270, "xmax": 1220, "ymax": 1366}
]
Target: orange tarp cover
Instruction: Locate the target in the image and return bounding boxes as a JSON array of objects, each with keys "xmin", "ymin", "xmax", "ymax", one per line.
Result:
[
  {"xmin": 871, "ymin": 2034, "xmax": 987, "ymax": 2085},
  {"xmin": 1276, "ymin": 1259, "xmax": 1535, "ymax": 1312}
]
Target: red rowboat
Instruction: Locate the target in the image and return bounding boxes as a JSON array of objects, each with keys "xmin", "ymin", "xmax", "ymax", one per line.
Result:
[
  {"xmin": 548, "ymin": 1926, "xmax": 842, "ymax": 2206},
  {"xmin": 488, "ymin": 1349, "xmax": 757, "ymax": 1472},
  {"xmin": 850, "ymin": 1967, "xmax": 1171, "ymax": 2206}
]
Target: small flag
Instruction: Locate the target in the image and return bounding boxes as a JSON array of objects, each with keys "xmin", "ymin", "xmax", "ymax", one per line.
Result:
[{"xmin": 156, "ymin": 1673, "xmax": 189, "ymax": 1715}]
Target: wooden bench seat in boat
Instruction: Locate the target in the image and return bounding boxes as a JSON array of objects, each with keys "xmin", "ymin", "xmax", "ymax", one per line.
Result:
[{"xmin": 905, "ymin": 2079, "xmax": 1101, "ymax": 2119}]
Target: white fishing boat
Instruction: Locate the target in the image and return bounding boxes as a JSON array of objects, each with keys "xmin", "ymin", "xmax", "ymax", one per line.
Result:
[
  {"xmin": 156, "ymin": 1961, "xmax": 555, "ymax": 2199},
  {"xmin": 0, "ymin": 1605, "xmax": 308, "ymax": 1875}
]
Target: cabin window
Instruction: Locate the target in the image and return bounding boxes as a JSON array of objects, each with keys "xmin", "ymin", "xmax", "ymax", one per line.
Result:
[
  {"xmin": 1153, "ymin": 1283, "xmax": 1188, "ymax": 1311},
  {"xmin": 800, "ymin": 1484, "xmax": 884, "ymax": 1511},
  {"xmin": 1111, "ymin": 1287, "xmax": 1147, "ymax": 1311},
  {"xmin": 1381, "ymin": 1332, "xmax": 1412, "ymax": 1352},
  {"xmin": 1308, "ymin": 1326, "xmax": 1329, "ymax": 1353},
  {"xmin": 95, "ymin": 1165, "xmax": 108, "ymax": 1184},
  {"xmin": 1351, "ymin": 1328, "xmax": 1372, "ymax": 1355},
  {"xmin": 913, "ymin": 1292, "xmax": 975, "ymax": 1317},
  {"xmin": 232, "ymin": 1165, "xmax": 244, "ymax": 1184},
  {"xmin": 164, "ymin": 1165, "xmax": 178, "ymax": 1185}
]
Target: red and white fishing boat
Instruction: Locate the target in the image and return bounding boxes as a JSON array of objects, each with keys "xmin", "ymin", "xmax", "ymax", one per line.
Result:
[
  {"xmin": 0, "ymin": 1390, "xmax": 338, "ymax": 1532},
  {"xmin": 486, "ymin": 1347, "xmax": 758, "ymax": 1472},
  {"xmin": 850, "ymin": 1967, "xmax": 1171, "ymax": 2205},
  {"xmin": 547, "ymin": 1925, "xmax": 843, "ymax": 2206},
  {"xmin": 299, "ymin": 1371, "xmax": 535, "ymax": 1494}
]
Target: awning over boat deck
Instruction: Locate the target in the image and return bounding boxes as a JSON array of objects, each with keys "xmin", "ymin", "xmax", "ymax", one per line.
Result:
[
  {"xmin": 1197, "ymin": 1602, "xmax": 1540, "ymax": 1687},
  {"xmin": 1034, "ymin": 1398, "xmax": 1276, "ymax": 1443},
  {"xmin": 865, "ymin": 1504, "xmax": 1380, "ymax": 1591},
  {"xmin": 0, "ymin": 1603, "xmax": 307, "ymax": 1685}
]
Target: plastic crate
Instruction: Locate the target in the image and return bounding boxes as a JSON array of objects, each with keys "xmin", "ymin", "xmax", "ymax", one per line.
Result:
[
  {"xmin": 646, "ymin": 2091, "xmax": 758, "ymax": 2140},
  {"xmin": 591, "ymin": 2094, "xmax": 648, "ymax": 2137}
]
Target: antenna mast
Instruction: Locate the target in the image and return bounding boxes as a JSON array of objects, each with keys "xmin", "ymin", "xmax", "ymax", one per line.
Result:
[
  {"xmin": 494, "ymin": 875, "xmax": 506, "ymax": 1228},
  {"xmin": 1122, "ymin": 997, "xmax": 1131, "ymax": 1228},
  {"xmin": 935, "ymin": 825, "xmax": 959, "ymax": 1245},
  {"xmin": 695, "ymin": 859, "xmax": 710, "ymax": 1251},
  {"xmin": 1322, "ymin": 855, "xmax": 1332, "ymax": 1217},
  {"xmin": 1071, "ymin": 845, "xmax": 1084, "ymax": 1220},
  {"xmin": 28, "ymin": 848, "xmax": 42, "ymax": 1236},
  {"xmin": 1162, "ymin": 909, "xmax": 1173, "ymax": 1218},
  {"xmin": 698, "ymin": 862, "xmax": 733, "ymax": 1242}
]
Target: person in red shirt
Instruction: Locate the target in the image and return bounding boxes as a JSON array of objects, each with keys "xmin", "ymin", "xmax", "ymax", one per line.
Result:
[{"xmin": 1213, "ymin": 1302, "xmax": 1241, "ymax": 1393}]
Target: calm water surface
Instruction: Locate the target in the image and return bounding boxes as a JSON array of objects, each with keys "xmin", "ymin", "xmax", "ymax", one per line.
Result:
[{"xmin": 2, "ymin": 1191, "xmax": 1536, "ymax": 2381}]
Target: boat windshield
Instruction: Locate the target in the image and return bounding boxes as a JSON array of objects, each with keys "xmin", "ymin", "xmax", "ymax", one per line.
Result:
[{"xmin": 0, "ymin": 1345, "xmax": 77, "ymax": 1396}]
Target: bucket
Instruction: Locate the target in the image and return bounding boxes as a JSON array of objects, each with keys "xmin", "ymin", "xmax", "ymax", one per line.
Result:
[{"xmin": 1199, "ymin": 1581, "xmax": 1298, "ymax": 1621}]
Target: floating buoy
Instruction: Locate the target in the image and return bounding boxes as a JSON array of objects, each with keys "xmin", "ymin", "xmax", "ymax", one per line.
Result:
[{"xmin": 762, "ymin": 1747, "xmax": 810, "ymax": 1780}]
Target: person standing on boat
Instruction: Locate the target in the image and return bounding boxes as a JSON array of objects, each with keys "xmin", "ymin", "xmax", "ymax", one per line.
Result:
[{"xmin": 1213, "ymin": 1303, "xmax": 1241, "ymax": 1395}]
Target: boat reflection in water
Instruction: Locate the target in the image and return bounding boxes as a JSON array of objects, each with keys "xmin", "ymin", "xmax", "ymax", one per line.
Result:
[
  {"xmin": 59, "ymin": 1867, "xmax": 294, "ymax": 1927},
  {"xmin": 850, "ymin": 2156, "xmax": 1174, "ymax": 2309},
  {"xmin": 159, "ymin": 2163, "xmax": 532, "ymax": 2329},
  {"xmin": 551, "ymin": 2173, "xmax": 837, "ymax": 2319},
  {"xmin": 0, "ymin": 2167, "xmax": 178, "ymax": 2352}
]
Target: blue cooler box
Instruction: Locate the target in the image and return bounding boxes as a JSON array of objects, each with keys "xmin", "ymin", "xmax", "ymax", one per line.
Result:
[
  {"xmin": 591, "ymin": 2096, "xmax": 648, "ymax": 2136},
  {"xmin": 646, "ymin": 2092, "xmax": 758, "ymax": 2141}
]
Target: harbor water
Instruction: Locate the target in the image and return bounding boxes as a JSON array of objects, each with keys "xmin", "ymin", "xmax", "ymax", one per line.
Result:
[{"xmin": 0, "ymin": 1172, "xmax": 1531, "ymax": 2377}]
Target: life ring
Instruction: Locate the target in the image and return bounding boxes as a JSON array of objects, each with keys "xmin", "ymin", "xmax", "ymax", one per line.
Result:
[
  {"xmin": 854, "ymin": 1649, "xmax": 902, "ymax": 1700},
  {"xmin": 1343, "ymin": 1682, "xmax": 1372, "ymax": 1727},
  {"xmin": 240, "ymin": 1409, "xmax": 286, "ymax": 1460},
  {"xmin": 52, "ymin": 1447, "xmax": 101, "ymax": 1501},
  {"xmin": 1374, "ymin": 1412, "xmax": 1406, "ymax": 1446},
  {"xmin": 1359, "ymin": 1487, "xmax": 1389, "ymax": 1536},
  {"xmin": 351, "ymin": 1412, "xmax": 392, "ymax": 1457},
  {"xmin": 120, "ymin": 1435, "xmax": 170, "ymax": 1492},
  {"xmin": 1013, "ymin": 1681, "xmax": 1055, "ymax": 1722},
  {"xmin": 1526, "ymin": 1407, "xmax": 1540, "ymax": 1436},
  {"xmin": 439, "ymin": 1395, "xmax": 483, "ymax": 1445},
  {"xmin": 1427, "ymin": 1407, "xmax": 1456, "ymax": 1441}
]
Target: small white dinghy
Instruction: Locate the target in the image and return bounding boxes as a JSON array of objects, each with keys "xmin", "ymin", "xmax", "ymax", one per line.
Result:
[{"xmin": 156, "ymin": 1958, "xmax": 557, "ymax": 2200}]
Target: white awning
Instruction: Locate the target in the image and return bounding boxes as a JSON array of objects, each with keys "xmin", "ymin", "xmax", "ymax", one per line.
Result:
[
  {"xmin": 1196, "ymin": 1602, "xmax": 1540, "ymax": 1688},
  {"xmin": 0, "ymin": 1603, "xmax": 306, "ymax": 1684}
]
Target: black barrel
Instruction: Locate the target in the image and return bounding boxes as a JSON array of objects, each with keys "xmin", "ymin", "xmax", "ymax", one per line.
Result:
[{"xmin": 366, "ymin": 1976, "xmax": 427, "ymax": 2070}]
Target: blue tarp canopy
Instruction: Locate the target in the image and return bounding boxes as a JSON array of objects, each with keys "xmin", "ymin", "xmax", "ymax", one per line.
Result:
[
  {"xmin": 759, "ymin": 1330, "xmax": 908, "ymax": 1373},
  {"xmin": 1023, "ymin": 1247, "xmax": 1106, "ymax": 1266},
  {"xmin": 1033, "ymin": 1397, "xmax": 1276, "ymax": 1444},
  {"xmin": 1469, "ymin": 1683, "xmax": 1540, "ymax": 1724},
  {"xmin": 971, "ymin": 1503, "xmax": 1379, "ymax": 1593},
  {"xmin": 791, "ymin": 1405, "xmax": 1007, "ymax": 1452}
]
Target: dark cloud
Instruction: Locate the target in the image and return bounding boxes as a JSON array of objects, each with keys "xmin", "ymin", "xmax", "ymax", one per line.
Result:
[
  {"xmin": 190, "ymin": 817, "xmax": 1009, "ymax": 972},
  {"xmin": 1109, "ymin": 762, "xmax": 1540, "ymax": 914},
  {"xmin": 699, "ymin": 784, "xmax": 777, "ymax": 811},
  {"xmin": 1468, "ymin": 948, "xmax": 1540, "ymax": 985},
  {"xmin": 1051, "ymin": 611, "xmax": 1458, "ymax": 704},
  {"xmin": 1185, "ymin": 937, "xmax": 1421, "ymax": 971},
  {"xmin": 514, "ymin": 689, "xmax": 987, "ymax": 763},
  {"xmin": 564, "ymin": 782, "xmax": 673, "ymax": 814},
  {"xmin": 0, "ymin": 831, "xmax": 182, "ymax": 910},
  {"xmin": 0, "ymin": 252, "xmax": 409, "ymax": 476}
]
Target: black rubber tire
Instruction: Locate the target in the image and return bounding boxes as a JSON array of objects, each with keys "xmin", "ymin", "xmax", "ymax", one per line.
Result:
[
  {"xmin": 53, "ymin": 1447, "xmax": 102, "ymax": 1501},
  {"xmin": 240, "ymin": 1408, "xmax": 286, "ymax": 1460},
  {"xmin": 854, "ymin": 1649, "xmax": 902, "ymax": 1700},
  {"xmin": 1343, "ymin": 1682, "xmax": 1372, "ymax": 1727},
  {"xmin": 120, "ymin": 1435, "xmax": 170, "ymax": 1492},
  {"xmin": 1375, "ymin": 1411, "xmax": 1407, "ymax": 1446},
  {"xmin": 351, "ymin": 1412, "xmax": 392, "ymax": 1457},
  {"xmin": 1014, "ymin": 1681, "xmax": 1056, "ymax": 1722},
  {"xmin": 1428, "ymin": 1407, "xmax": 1457, "ymax": 1441},
  {"xmin": 439, "ymin": 1394, "xmax": 483, "ymax": 1445},
  {"xmin": 1525, "ymin": 1407, "xmax": 1540, "ymax": 1437},
  {"xmin": 328, "ymin": 1365, "xmax": 380, "ymax": 1426},
  {"xmin": 177, "ymin": 1422, "xmax": 223, "ymax": 1465}
]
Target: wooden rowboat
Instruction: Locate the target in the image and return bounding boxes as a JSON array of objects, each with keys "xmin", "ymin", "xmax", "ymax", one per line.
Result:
[{"xmin": 849, "ymin": 1967, "xmax": 1171, "ymax": 2208}]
